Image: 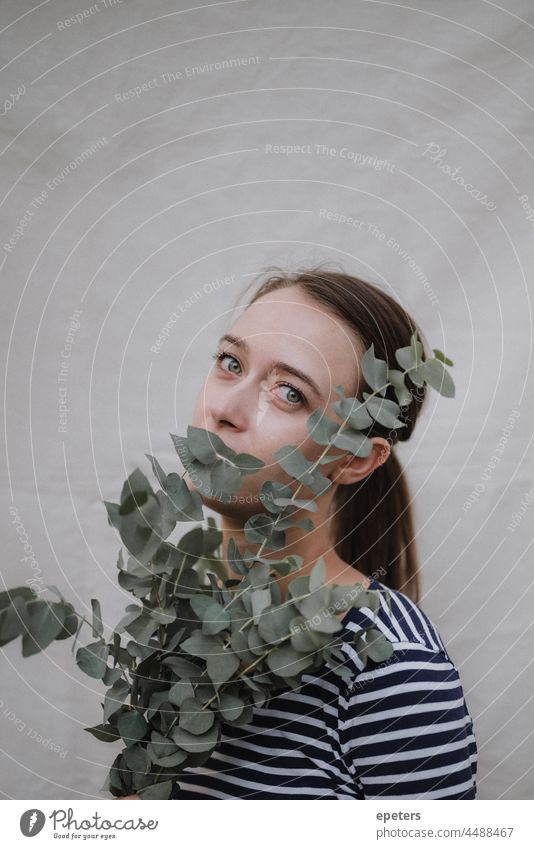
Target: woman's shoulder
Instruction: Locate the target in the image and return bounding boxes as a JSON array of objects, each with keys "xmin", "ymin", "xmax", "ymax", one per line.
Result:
[
  {"xmin": 339, "ymin": 578, "xmax": 454, "ymax": 676},
  {"xmin": 334, "ymin": 580, "xmax": 478, "ymax": 799}
]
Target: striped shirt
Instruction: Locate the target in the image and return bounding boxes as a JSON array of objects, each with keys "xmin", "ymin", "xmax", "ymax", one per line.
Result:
[{"xmin": 170, "ymin": 576, "xmax": 478, "ymax": 799}]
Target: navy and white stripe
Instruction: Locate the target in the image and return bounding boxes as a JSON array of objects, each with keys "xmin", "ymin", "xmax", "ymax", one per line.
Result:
[{"xmin": 170, "ymin": 577, "xmax": 478, "ymax": 799}]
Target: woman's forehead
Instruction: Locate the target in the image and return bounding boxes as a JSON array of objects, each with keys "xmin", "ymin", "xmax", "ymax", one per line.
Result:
[
  {"xmin": 234, "ymin": 289, "xmax": 358, "ymax": 348},
  {"xmin": 227, "ymin": 291, "xmax": 361, "ymax": 394}
]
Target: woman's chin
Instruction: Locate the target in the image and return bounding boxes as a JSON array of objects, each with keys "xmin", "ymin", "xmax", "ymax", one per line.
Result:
[{"xmin": 199, "ymin": 489, "xmax": 266, "ymax": 520}]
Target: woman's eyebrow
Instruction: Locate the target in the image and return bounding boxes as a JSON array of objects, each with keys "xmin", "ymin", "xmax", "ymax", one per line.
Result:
[{"xmin": 218, "ymin": 333, "xmax": 323, "ymax": 400}]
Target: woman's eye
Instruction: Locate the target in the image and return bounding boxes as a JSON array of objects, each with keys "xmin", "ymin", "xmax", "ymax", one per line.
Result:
[
  {"xmin": 212, "ymin": 351, "xmax": 241, "ymax": 373},
  {"xmin": 211, "ymin": 350, "xmax": 306, "ymax": 407},
  {"xmin": 277, "ymin": 384, "xmax": 305, "ymax": 406}
]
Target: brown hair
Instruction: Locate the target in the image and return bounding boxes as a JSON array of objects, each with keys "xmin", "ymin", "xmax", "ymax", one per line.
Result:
[{"xmin": 239, "ymin": 261, "xmax": 430, "ymax": 605}]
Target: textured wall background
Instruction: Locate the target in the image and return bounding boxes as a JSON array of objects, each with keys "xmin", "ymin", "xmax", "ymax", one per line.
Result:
[{"xmin": 1, "ymin": 0, "xmax": 533, "ymax": 800}]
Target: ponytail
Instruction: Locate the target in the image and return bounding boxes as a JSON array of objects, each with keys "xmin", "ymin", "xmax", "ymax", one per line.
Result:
[{"xmin": 332, "ymin": 449, "xmax": 421, "ymax": 604}]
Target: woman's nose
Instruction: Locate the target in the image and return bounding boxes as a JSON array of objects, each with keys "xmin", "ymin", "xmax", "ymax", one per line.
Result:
[{"xmin": 208, "ymin": 384, "xmax": 250, "ymax": 432}]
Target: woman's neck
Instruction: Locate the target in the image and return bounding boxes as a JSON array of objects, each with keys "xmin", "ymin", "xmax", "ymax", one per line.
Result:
[{"xmin": 217, "ymin": 514, "xmax": 371, "ymax": 601}]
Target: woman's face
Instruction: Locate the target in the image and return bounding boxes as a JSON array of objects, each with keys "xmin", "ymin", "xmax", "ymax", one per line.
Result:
[{"xmin": 190, "ymin": 285, "xmax": 363, "ymax": 515}]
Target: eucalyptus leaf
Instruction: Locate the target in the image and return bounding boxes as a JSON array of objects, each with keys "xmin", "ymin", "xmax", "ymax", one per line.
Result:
[
  {"xmin": 201, "ymin": 601, "xmax": 231, "ymax": 636},
  {"xmin": 189, "ymin": 594, "xmax": 214, "ymax": 619},
  {"xmin": 91, "ymin": 599, "xmax": 103, "ymax": 639},
  {"xmin": 234, "ymin": 453, "xmax": 265, "ymax": 474},
  {"xmin": 168, "ymin": 679, "xmax": 195, "ymax": 707},
  {"xmin": 267, "ymin": 644, "xmax": 312, "ymax": 678},
  {"xmin": 103, "ymin": 500, "xmax": 121, "ymax": 530},
  {"xmin": 181, "ymin": 632, "xmax": 224, "ymax": 660},
  {"xmin": 138, "ymin": 780, "xmax": 174, "ymax": 800},
  {"xmin": 395, "ymin": 332, "xmax": 423, "ymax": 370},
  {"xmin": 179, "ymin": 697, "xmax": 215, "ymax": 735},
  {"xmin": 123, "ymin": 744, "xmax": 150, "ymax": 773},
  {"xmin": 144, "ymin": 453, "xmax": 168, "ymax": 488},
  {"xmin": 331, "ymin": 397, "xmax": 374, "ymax": 430},
  {"xmin": 307, "ymin": 609, "xmax": 343, "ymax": 634},
  {"xmin": 364, "ymin": 627, "xmax": 395, "ymax": 663},
  {"xmin": 257, "ymin": 604, "xmax": 295, "ymax": 644},
  {"xmin": 124, "ymin": 613, "xmax": 157, "ymax": 646},
  {"xmin": 251, "ymin": 589, "xmax": 272, "ymax": 624},
  {"xmin": 227, "ymin": 538, "xmax": 248, "ymax": 575},
  {"xmin": 22, "ymin": 601, "xmax": 67, "ymax": 656},
  {"xmin": 117, "ymin": 710, "xmax": 148, "ymax": 747},
  {"xmin": 305, "ymin": 409, "xmax": 341, "ymax": 445},
  {"xmin": 243, "ymin": 514, "xmax": 286, "ymax": 548},
  {"xmin": 332, "ymin": 428, "xmax": 374, "ymax": 458},
  {"xmin": 0, "ymin": 586, "xmax": 36, "ymax": 611},
  {"xmin": 84, "ymin": 723, "xmax": 121, "ymax": 743},
  {"xmin": 103, "ymin": 678, "xmax": 130, "ymax": 723},
  {"xmin": 408, "ymin": 364, "xmax": 426, "ymax": 388},
  {"xmin": 217, "ymin": 693, "xmax": 245, "ymax": 722},
  {"xmin": 362, "ymin": 393, "xmax": 406, "ymax": 429},
  {"xmin": 119, "ymin": 469, "xmax": 153, "ymax": 514},
  {"xmin": 433, "ymin": 348, "xmax": 454, "ymax": 366},
  {"xmin": 186, "ymin": 425, "xmax": 235, "ymax": 463},
  {"xmin": 211, "ymin": 459, "xmax": 243, "ymax": 495},
  {"xmin": 172, "ymin": 721, "xmax": 219, "ymax": 753},
  {"xmin": 76, "ymin": 639, "xmax": 109, "ymax": 679},
  {"xmin": 361, "ymin": 343, "xmax": 388, "ymax": 396},
  {"xmin": 164, "ymin": 473, "xmax": 205, "ymax": 521},
  {"xmin": 207, "ymin": 650, "xmax": 240, "ymax": 687},
  {"xmin": 228, "ymin": 630, "xmax": 253, "ymax": 662},
  {"xmin": 289, "ymin": 617, "xmax": 323, "ymax": 652},
  {"xmin": 147, "ymin": 729, "xmax": 181, "ymax": 760},
  {"xmin": 309, "ymin": 558, "xmax": 326, "ymax": 592},
  {"xmin": 175, "ymin": 527, "xmax": 205, "ymax": 563},
  {"xmin": 162, "ymin": 655, "xmax": 203, "ymax": 678},
  {"xmin": 387, "ymin": 368, "xmax": 412, "ymax": 407},
  {"xmin": 55, "ymin": 612, "xmax": 79, "ymax": 641},
  {"xmin": 149, "ymin": 749, "xmax": 188, "ymax": 768},
  {"xmin": 272, "ymin": 445, "xmax": 315, "ymax": 483},
  {"xmin": 421, "ymin": 358, "xmax": 455, "ymax": 398},
  {"xmin": 261, "ymin": 480, "xmax": 318, "ymax": 513},
  {"xmin": 0, "ymin": 595, "xmax": 31, "ymax": 646}
]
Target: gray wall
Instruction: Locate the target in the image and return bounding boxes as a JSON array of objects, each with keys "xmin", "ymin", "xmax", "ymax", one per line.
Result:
[{"xmin": 1, "ymin": 0, "xmax": 533, "ymax": 800}]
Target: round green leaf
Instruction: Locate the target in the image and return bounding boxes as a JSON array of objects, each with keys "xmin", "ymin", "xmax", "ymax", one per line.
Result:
[
  {"xmin": 421, "ymin": 358, "xmax": 455, "ymax": 398},
  {"xmin": 168, "ymin": 679, "xmax": 195, "ymax": 706},
  {"xmin": 395, "ymin": 333, "xmax": 423, "ymax": 371},
  {"xmin": 433, "ymin": 348, "xmax": 454, "ymax": 366},
  {"xmin": 267, "ymin": 644, "xmax": 312, "ymax": 678},
  {"xmin": 218, "ymin": 693, "xmax": 245, "ymax": 722},
  {"xmin": 387, "ymin": 368, "xmax": 412, "ymax": 407},
  {"xmin": 179, "ymin": 697, "xmax": 215, "ymax": 735},
  {"xmin": 22, "ymin": 601, "xmax": 67, "ymax": 656},
  {"xmin": 332, "ymin": 428, "xmax": 374, "ymax": 458},
  {"xmin": 202, "ymin": 602, "xmax": 231, "ymax": 636},
  {"xmin": 257, "ymin": 604, "xmax": 295, "ymax": 644},
  {"xmin": 305, "ymin": 409, "xmax": 340, "ymax": 446},
  {"xmin": 361, "ymin": 343, "xmax": 388, "ymax": 395},
  {"xmin": 365, "ymin": 628, "xmax": 395, "ymax": 663},
  {"xmin": 138, "ymin": 780, "xmax": 174, "ymax": 800},
  {"xmin": 103, "ymin": 678, "xmax": 130, "ymax": 723},
  {"xmin": 117, "ymin": 710, "xmax": 148, "ymax": 747},
  {"xmin": 171, "ymin": 721, "xmax": 219, "ymax": 753},
  {"xmin": 76, "ymin": 639, "xmax": 108, "ymax": 679},
  {"xmin": 207, "ymin": 650, "xmax": 240, "ymax": 687},
  {"xmin": 362, "ymin": 393, "xmax": 405, "ymax": 429},
  {"xmin": 180, "ymin": 632, "xmax": 223, "ymax": 659}
]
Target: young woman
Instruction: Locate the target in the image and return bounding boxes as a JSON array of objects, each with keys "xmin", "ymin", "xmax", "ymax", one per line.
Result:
[{"xmin": 118, "ymin": 265, "xmax": 478, "ymax": 800}]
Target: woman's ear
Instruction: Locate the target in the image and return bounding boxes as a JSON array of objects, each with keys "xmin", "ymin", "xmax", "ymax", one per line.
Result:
[{"xmin": 333, "ymin": 437, "xmax": 391, "ymax": 486}]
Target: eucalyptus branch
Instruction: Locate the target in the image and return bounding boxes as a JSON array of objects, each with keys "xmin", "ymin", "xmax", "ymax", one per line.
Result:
[{"xmin": 0, "ymin": 333, "xmax": 455, "ymax": 799}]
